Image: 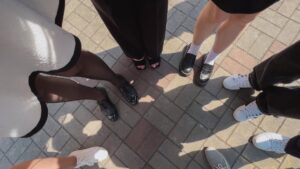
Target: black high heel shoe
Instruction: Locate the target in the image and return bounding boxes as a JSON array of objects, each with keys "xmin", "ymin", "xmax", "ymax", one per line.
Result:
[
  {"xmin": 148, "ymin": 57, "xmax": 161, "ymax": 69},
  {"xmin": 132, "ymin": 58, "xmax": 146, "ymax": 70}
]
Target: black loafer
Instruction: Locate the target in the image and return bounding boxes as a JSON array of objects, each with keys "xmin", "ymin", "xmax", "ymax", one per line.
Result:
[
  {"xmin": 179, "ymin": 45, "xmax": 196, "ymax": 77},
  {"xmin": 96, "ymin": 88, "xmax": 119, "ymax": 121},
  {"xmin": 196, "ymin": 54, "xmax": 214, "ymax": 87},
  {"xmin": 117, "ymin": 75, "xmax": 138, "ymax": 105}
]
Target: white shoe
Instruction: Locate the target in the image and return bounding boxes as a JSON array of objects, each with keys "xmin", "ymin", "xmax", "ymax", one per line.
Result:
[
  {"xmin": 252, "ymin": 132, "xmax": 289, "ymax": 154},
  {"xmin": 223, "ymin": 74, "xmax": 252, "ymax": 90},
  {"xmin": 204, "ymin": 147, "xmax": 231, "ymax": 169},
  {"xmin": 69, "ymin": 147, "xmax": 109, "ymax": 168},
  {"xmin": 233, "ymin": 101, "xmax": 263, "ymax": 122}
]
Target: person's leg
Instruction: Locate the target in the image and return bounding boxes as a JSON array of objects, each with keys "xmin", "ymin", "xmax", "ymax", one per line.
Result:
[
  {"xmin": 233, "ymin": 86, "xmax": 300, "ymax": 122},
  {"xmin": 224, "ymin": 41, "xmax": 300, "ymax": 91},
  {"xmin": 12, "ymin": 147, "xmax": 109, "ymax": 169},
  {"xmin": 196, "ymin": 13, "xmax": 257, "ymax": 86},
  {"xmin": 54, "ymin": 51, "xmax": 138, "ymax": 105},
  {"xmin": 249, "ymin": 41, "xmax": 300, "ymax": 90},
  {"xmin": 12, "ymin": 157, "xmax": 76, "ymax": 169},
  {"xmin": 91, "ymin": 0, "xmax": 146, "ymax": 70},
  {"xmin": 255, "ymin": 87, "xmax": 300, "ymax": 119},
  {"xmin": 208, "ymin": 13, "xmax": 257, "ymax": 64},
  {"xmin": 192, "ymin": 1, "xmax": 229, "ymax": 51},
  {"xmin": 285, "ymin": 135, "xmax": 300, "ymax": 158},
  {"xmin": 54, "ymin": 51, "xmax": 119, "ymax": 87},
  {"xmin": 35, "ymin": 74, "xmax": 119, "ymax": 121},
  {"xmin": 179, "ymin": 1, "xmax": 229, "ymax": 76},
  {"xmin": 35, "ymin": 74, "xmax": 106, "ymax": 103},
  {"xmin": 138, "ymin": 0, "xmax": 168, "ymax": 69}
]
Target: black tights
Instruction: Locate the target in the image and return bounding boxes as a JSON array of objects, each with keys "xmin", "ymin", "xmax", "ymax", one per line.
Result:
[{"xmin": 35, "ymin": 51, "xmax": 121, "ymax": 103}]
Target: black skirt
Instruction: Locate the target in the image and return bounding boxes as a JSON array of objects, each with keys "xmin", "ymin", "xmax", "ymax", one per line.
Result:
[{"xmin": 211, "ymin": 0, "xmax": 279, "ymax": 14}]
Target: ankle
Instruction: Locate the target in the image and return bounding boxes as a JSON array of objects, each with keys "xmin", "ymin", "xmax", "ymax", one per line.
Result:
[
  {"xmin": 187, "ymin": 43, "xmax": 201, "ymax": 55},
  {"xmin": 204, "ymin": 50, "xmax": 219, "ymax": 65}
]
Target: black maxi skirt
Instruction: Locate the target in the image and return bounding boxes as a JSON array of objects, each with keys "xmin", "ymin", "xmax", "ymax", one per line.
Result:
[{"xmin": 92, "ymin": 0, "xmax": 168, "ymax": 60}]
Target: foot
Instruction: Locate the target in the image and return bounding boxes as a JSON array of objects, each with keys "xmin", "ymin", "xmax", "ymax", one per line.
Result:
[
  {"xmin": 204, "ymin": 147, "xmax": 231, "ymax": 169},
  {"xmin": 96, "ymin": 88, "xmax": 119, "ymax": 121},
  {"xmin": 196, "ymin": 54, "xmax": 214, "ymax": 87},
  {"xmin": 179, "ymin": 45, "xmax": 196, "ymax": 77},
  {"xmin": 252, "ymin": 132, "xmax": 289, "ymax": 154},
  {"xmin": 132, "ymin": 58, "xmax": 146, "ymax": 70},
  {"xmin": 148, "ymin": 57, "xmax": 161, "ymax": 69},
  {"xmin": 69, "ymin": 147, "xmax": 109, "ymax": 168},
  {"xmin": 116, "ymin": 75, "xmax": 138, "ymax": 105},
  {"xmin": 223, "ymin": 74, "xmax": 252, "ymax": 90},
  {"xmin": 233, "ymin": 100, "xmax": 263, "ymax": 122}
]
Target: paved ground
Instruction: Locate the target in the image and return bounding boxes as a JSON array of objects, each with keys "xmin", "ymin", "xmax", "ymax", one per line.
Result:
[{"xmin": 1, "ymin": 0, "xmax": 300, "ymax": 168}]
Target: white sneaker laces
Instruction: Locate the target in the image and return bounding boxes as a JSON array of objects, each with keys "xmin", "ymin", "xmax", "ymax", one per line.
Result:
[
  {"xmin": 269, "ymin": 138, "xmax": 288, "ymax": 153},
  {"xmin": 244, "ymin": 102, "xmax": 262, "ymax": 119},
  {"xmin": 234, "ymin": 74, "xmax": 250, "ymax": 88}
]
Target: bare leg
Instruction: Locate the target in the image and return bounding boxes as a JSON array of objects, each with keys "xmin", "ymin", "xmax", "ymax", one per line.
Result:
[
  {"xmin": 212, "ymin": 13, "xmax": 257, "ymax": 53},
  {"xmin": 178, "ymin": 1, "xmax": 229, "ymax": 76},
  {"xmin": 11, "ymin": 156, "xmax": 76, "ymax": 169},
  {"xmin": 192, "ymin": 1, "xmax": 229, "ymax": 45}
]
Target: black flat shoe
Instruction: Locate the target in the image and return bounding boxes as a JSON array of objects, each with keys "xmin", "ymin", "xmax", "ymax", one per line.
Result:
[
  {"xmin": 117, "ymin": 75, "xmax": 138, "ymax": 105},
  {"xmin": 96, "ymin": 88, "xmax": 119, "ymax": 121},
  {"xmin": 179, "ymin": 45, "xmax": 196, "ymax": 77},
  {"xmin": 148, "ymin": 57, "xmax": 161, "ymax": 69},
  {"xmin": 132, "ymin": 58, "xmax": 146, "ymax": 70},
  {"xmin": 195, "ymin": 54, "xmax": 214, "ymax": 87}
]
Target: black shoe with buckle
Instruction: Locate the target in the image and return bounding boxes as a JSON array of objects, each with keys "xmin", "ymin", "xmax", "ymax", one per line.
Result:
[
  {"xmin": 117, "ymin": 75, "xmax": 138, "ymax": 105},
  {"xmin": 96, "ymin": 88, "xmax": 119, "ymax": 121},
  {"xmin": 179, "ymin": 45, "xmax": 196, "ymax": 77},
  {"xmin": 196, "ymin": 54, "xmax": 214, "ymax": 87}
]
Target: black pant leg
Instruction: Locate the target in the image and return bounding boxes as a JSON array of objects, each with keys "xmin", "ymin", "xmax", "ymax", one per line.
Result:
[
  {"xmin": 249, "ymin": 41, "xmax": 300, "ymax": 90},
  {"xmin": 137, "ymin": 0, "xmax": 168, "ymax": 60},
  {"xmin": 91, "ymin": 0, "xmax": 144, "ymax": 59},
  {"xmin": 256, "ymin": 87, "xmax": 300, "ymax": 119},
  {"xmin": 285, "ymin": 135, "xmax": 300, "ymax": 158}
]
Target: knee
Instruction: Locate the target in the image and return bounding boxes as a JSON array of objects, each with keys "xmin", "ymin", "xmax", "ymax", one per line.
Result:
[
  {"xmin": 205, "ymin": 9, "xmax": 228, "ymax": 25},
  {"xmin": 198, "ymin": 2, "xmax": 228, "ymax": 25}
]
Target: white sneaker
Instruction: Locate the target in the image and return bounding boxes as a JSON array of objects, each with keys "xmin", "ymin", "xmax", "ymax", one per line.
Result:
[
  {"xmin": 223, "ymin": 74, "xmax": 252, "ymax": 90},
  {"xmin": 252, "ymin": 132, "xmax": 289, "ymax": 154},
  {"xmin": 233, "ymin": 101, "xmax": 263, "ymax": 122},
  {"xmin": 69, "ymin": 147, "xmax": 109, "ymax": 168},
  {"xmin": 204, "ymin": 147, "xmax": 231, "ymax": 169}
]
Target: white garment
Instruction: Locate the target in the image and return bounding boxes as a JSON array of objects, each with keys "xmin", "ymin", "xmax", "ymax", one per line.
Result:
[{"xmin": 0, "ymin": 0, "xmax": 79, "ymax": 137}]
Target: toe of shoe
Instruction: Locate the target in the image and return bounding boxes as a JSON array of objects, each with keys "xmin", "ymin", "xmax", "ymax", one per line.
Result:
[
  {"xmin": 233, "ymin": 106, "xmax": 245, "ymax": 122},
  {"xmin": 223, "ymin": 77, "xmax": 238, "ymax": 90}
]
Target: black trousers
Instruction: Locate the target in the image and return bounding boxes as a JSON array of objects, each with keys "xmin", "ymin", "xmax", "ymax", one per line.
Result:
[
  {"xmin": 91, "ymin": 0, "xmax": 168, "ymax": 60},
  {"xmin": 249, "ymin": 41, "xmax": 300, "ymax": 119},
  {"xmin": 285, "ymin": 135, "xmax": 300, "ymax": 158},
  {"xmin": 249, "ymin": 41, "xmax": 300, "ymax": 158}
]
